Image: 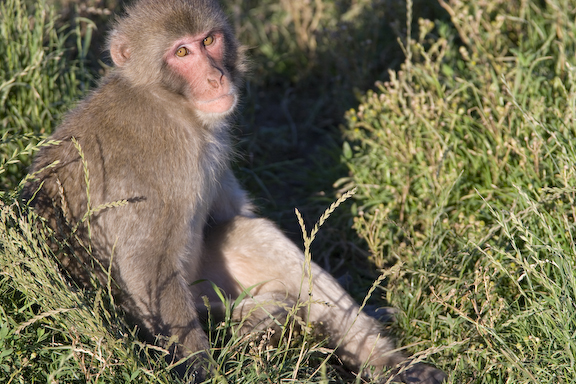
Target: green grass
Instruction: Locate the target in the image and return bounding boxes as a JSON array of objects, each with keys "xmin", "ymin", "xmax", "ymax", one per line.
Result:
[
  {"xmin": 0, "ymin": 0, "xmax": 93, "ymax": 191},
  {"xmin": 4, "ymin": 0, "xmax": 576, "ymax": 382},
  {"xmin": 341, "ymin": 0, "xmax": 576, "ymax": 382}
]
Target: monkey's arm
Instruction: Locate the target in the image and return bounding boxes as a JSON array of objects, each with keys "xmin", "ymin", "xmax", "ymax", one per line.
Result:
[{"xmin": 26, "ymin": 136, "xmax": 211, "ymax": 373}]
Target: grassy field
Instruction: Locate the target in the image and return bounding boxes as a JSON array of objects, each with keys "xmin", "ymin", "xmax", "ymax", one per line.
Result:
[{"xmin": 2, "ymin": 0, "xmax": 576, "ymax": 382}]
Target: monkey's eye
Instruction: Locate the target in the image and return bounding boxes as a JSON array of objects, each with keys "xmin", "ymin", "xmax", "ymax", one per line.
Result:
[
  {"xmin": 203, "ymin": 35, "xmax": 215, "ymax": 46},
  {"xmin": 176, "ymin": 47, "xmax": 188, "ymax": 57}
]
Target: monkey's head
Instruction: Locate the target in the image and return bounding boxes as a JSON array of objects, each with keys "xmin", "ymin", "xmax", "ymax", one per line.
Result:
[{"xmin": 107, "ymin": 0, "xmax": 247, "ymax": 123}]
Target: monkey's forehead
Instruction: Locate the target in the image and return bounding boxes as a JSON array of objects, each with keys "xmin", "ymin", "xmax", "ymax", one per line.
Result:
[{"xmin": 119, "ymin": 0, "xmax": 230, "ymax": 39}]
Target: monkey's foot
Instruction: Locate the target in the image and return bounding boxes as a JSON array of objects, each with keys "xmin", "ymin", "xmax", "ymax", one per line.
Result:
[{"xmin": 392, "ymin": 362, "xmax": 447, "ymax": 384}]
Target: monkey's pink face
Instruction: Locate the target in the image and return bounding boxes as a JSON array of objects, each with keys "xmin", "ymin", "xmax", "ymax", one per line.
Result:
[{"xmin": 165, "ymin": 32, "xmax": 237, "ymax": 115}]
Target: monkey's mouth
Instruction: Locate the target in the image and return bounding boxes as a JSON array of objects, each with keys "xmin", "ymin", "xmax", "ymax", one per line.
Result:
[
  {"xmin": 197, "ymin": 92, "xmax": 236, "ymax": 105},
  {"xmin": 195, "ymin": 92, "xmax": 237, "ymax": 114}
]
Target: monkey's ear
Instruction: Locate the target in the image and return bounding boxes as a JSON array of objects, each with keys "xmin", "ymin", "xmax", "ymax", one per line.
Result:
[{"xmin": 109, "ymin": 31, "xmax": 131, "ymax": 67}]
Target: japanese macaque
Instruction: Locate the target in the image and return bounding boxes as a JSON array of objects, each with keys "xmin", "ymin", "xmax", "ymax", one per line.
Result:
[{"xmin": 22, "ymin": 0, "xmax": 445, "ymax": 383}]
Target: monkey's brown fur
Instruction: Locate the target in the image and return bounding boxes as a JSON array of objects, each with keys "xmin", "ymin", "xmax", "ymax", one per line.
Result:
[{"xmin": 23, "ymin": 0, "xmax": 445, "ymax": 383}]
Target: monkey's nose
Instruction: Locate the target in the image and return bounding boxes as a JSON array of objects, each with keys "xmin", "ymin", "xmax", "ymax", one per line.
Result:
[{"xmin": 207, "ymin": 78, "xmax": 219, "ymax": 89}]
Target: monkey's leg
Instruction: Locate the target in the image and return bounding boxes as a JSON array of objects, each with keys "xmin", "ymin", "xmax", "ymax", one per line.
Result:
[
  {"xmin": 100, "ymin": 213, "xmax": 211, "ymax": 379},
  {"xmin": 119, "ymin": 251, "xmax": 210, "ymax": 382},
  {"xmin": 199, "ymin": 216, "xmax": 445, "ymax": 383}
]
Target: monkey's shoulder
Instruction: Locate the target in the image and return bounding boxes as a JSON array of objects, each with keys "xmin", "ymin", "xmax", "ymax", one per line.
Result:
[{"xmin": 76, "ymin": 75, "xmax": 201, "ymax": 143}]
